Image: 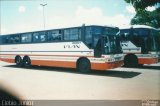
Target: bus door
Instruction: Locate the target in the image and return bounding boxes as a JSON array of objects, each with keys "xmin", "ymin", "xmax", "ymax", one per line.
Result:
[{"xmin": 93, "ymin": 35, "xmax": 103, "ymax": 57}]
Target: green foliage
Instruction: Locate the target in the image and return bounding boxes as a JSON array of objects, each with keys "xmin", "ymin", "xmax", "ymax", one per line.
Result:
[
  {"xmin": 131, "ymin": 8, "xmax": 160, "ymax": 28},
  {"xmin": 124, "ymin": 0, "xmax": 159, "ymax": 10},
  {"xmin": 124, "ymin": 0, "xmax": 160, "ymax": 28}
]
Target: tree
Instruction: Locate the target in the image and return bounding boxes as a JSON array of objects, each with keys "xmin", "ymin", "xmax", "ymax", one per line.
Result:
[
  {"xmin": 125, "ymin": 0, "xmax": 160, "ymax": 28},
  {"xmin": 125, "ymin": 0, "xmax": 159, "ymax": 10}
]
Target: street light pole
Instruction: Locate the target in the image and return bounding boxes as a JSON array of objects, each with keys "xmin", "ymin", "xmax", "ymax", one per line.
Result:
[{"xmin": 40, "ymin": 3, "xmax": 47, "ymax": 30}]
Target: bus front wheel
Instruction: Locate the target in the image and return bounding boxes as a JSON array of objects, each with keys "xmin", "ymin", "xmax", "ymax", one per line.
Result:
[
  {"xmin": 124, "ymin": 54, "xmax": 138, "ymax": 68},
  {"xmin": 15, "ymin": 56, "xmax": 22, "ymax": 67},
  {"xmin": 22, "ymin": 56, "xmax": 31, "ymax": 68},
  {"xmin": 77, "ymin": 58, "xmax": 91, "ymax": 73}
]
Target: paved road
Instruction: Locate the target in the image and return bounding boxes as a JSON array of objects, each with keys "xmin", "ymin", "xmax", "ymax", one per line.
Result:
[{"xmin": 0, "ymin": 61, "xmax": 160, "ymax": 100}]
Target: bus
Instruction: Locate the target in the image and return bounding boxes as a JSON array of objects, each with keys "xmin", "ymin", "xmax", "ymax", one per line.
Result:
[
  {"xmin": 158, "ymin": 28, "xmax": 160, "ymax": 61},
  {"xmin": 120, "ymin": 25, "xmax": 160, "ymax": 67},
  {"xmin": 0, "ymin": 25, "xmax": 124, "ymax": 73}
]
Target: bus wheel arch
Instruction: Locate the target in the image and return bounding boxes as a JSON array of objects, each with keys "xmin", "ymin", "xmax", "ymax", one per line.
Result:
[
  {"xmin": 15, "ymin": 55, "xmax": 22, "ymax": 67},
  {"xmin": 124, "ymin": 54, "xmax": 138, "ymax": 67},
  {"xmin": 76, "ymin": 57, "xmax": 91, "ymax": 73},
  {"xmin": 22, "ymin": 56, "xmax": 31, "ymax": 68}
]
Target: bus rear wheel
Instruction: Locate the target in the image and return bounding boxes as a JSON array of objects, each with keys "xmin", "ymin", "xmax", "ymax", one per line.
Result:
[
  {"xmin": 15, "ymin": 56, "xmax": 22, "ymax": 67},
  {"xmin": 22, "ymin": 56, "xmax": 31, "ymax": 68},
  {"xmin": 77, "ymin": 58, "xmax": 91, "ymax": 73},
  {"xmin": 124, "ymin": 54, "xmax": 138, "ymax": 68}
]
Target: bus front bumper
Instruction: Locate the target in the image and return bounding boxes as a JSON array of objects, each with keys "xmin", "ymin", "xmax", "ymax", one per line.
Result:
[
  {"xmin": 137, "ymin": 53, "xmax": 159, "ymax": 64},
  {"xmin": 138, "ymin": 57, "xmax": 159, "ymax": 64},
  {"xmin": 91, "ymin": 60, "xmax": 124, "ymax": 71},
  {"xmin": 106, "ymin": 60, "xmax": 124, "ymax": 69},
  {"xmin": 158, "ymin": 54, "xmax": 160, "ymax": 62},
  {"xmin": 138, "ymin": 57, "xmax": 160, "ymax": 64}
]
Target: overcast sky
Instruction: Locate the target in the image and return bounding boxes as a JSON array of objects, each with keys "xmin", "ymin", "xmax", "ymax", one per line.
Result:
[{"xmin": 0, "ymin": 0, "xmax": 138, "ymax": 34}]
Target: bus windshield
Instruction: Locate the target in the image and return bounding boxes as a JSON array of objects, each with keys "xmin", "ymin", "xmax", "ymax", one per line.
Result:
[
  {"xmin": 152, "ymin": 29, "xmax": 160, "ymax": 51},
  {"xmin": 103, "ymin": 27, "xmax": 122, "ymax": 54},
  {"xmin": 130, "ymin": 28, "xmax": 159, "ymax": 53}
]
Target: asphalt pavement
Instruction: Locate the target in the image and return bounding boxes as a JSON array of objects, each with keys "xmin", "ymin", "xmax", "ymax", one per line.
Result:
[{"xmin": 0, "ymin": 61, "xmax": 160, "ymax": 100}]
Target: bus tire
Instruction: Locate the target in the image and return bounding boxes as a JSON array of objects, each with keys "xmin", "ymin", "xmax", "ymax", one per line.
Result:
[
  {"xmin": 22, "ymin": 56, "xmax": 31, "ymax": 68},
  {"xmin": 77, "ymin": 58, "xmax": 91, "ymax": 73},
  {"xmin": 124, "ymin": 54, "xmax": 138, "ymax": 68},
  {"xmin": 15, "ymin": 55, "xmax": 22, "ymax": 67}
]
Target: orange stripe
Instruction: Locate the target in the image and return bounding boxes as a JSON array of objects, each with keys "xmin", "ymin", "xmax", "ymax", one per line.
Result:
[
  {"xmin": 31, "ymin": 60, "xmax": 76, "ymax": 68},
  {"xmin": 138, "ymin": 58, "xmax": 158, "ymax": 64},
  {"xmin": 0, "ymin": 58, "xmax": 124, "ymax": 70},
  {"xmin": 32, "ymin": 60, "xmax": 124, "ymax": 70},
  {"xmin": 0, "ymin": 58, "xmax": 15, "ymax": 63},
  {"xmin": 92, "ymin": 60, "xmax": 124, "ymax": 70}
]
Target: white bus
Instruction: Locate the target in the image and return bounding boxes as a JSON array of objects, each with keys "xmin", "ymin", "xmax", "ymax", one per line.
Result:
[
  {"xmin": 120, "ymin": 25, "xmax": 160, "ymax": 67},
  {"xmin": 0, "ymin": 25, "xmax": 124, "ymax": 73}
]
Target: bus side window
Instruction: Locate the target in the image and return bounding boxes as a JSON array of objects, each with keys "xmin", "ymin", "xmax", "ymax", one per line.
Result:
[
  {"xmin": 33, "ymin": 33, "xmax": 39, "ymax": 42},
  {"xmin": 9, "ymin": 35, "xmax": 20, "ymax": 44},
  {"xmin": 33, "ymin": 32, "xmax": 46, "ymax": 42},
  {"xmin": 21, "ymin": 33, "xmax": 32, "ymax": 43},
  {"xmin": 40, "ymin": 34, "xmax": 46, "ymax": 42},
  {"xmin": 64, "ymin": 28, "xmax": 80, "ymax": 41},
  {"xmin": 93, "ymin": 27, "xmax": 102, "ymax": 35},
  {"xmin": 64, "ymin": 30, "xmax": 70, "ymax": 40},
  {"xmin": 70, "ymin": 28, "xmax": 79, "ymax": 40},
  {"xmin": 78, "ymin": 28, "xmax": 81, "ymax": 40},
  {"xmin": 0, "ymin": 37, "xmax": 2, "ymax": 44},
  {"xmin": 1, "ymin": 36, "xmax": 9, "ymax": 44},
  {"xmin": 48, "ymin": 30, "xmax": 62, "ymax": 41},
  {"xmin": 85, "ymin": 27, "xmax": 92, "ymax": 48}
]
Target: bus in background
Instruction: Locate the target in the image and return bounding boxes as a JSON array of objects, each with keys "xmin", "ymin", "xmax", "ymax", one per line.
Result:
[
  {"xmin": 158, "ymin": 28, "xmax": 160, "ymax": 61},
  {"xmin": 158, "ymin": 29, "xmax": 160, "ymax": 34},
  {"xmin": 120, "ymin": 25, "xmax": 160, "ymax": 67},
  {"xmin": 0, "ymin": 25, "xmax": 123, "ymax": 73}
]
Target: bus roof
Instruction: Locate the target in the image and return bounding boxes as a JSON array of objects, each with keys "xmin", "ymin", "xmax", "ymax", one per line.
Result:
[
  {"xmin": 120, "ymin": 25, "xmax": 156, "ymax": 30},
  {"xmin": 0, "ymin": 25, "xmax": 118, "ymax": 36}
]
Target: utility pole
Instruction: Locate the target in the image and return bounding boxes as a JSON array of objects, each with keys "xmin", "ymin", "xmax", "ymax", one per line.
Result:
[{"xmin": 40, "ymin": 2, "xmax": 47, "ymax": 29}]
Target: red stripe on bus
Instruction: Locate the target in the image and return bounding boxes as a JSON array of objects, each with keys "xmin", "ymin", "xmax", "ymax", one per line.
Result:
[
  {"xmin": 32, "ymin": 60, "xmax": 76, "ymax": 68},
  {"xmin": 0, "ymin": 58, "xmax": 15, "ymax": 63},
  {"xmin": 92, "ymin": 61, "xmax": 123, "ymax": 70},
  {"xmin": 32, "ymin": 60, "xmax": 123, "ymax": 70},
  {"xmin": 0, "ymin": 58, "xmax": 123, "ymax": 70},
  {"xmin": 138, "ymin": 58, "xmax": 158, "ymax": 64}
]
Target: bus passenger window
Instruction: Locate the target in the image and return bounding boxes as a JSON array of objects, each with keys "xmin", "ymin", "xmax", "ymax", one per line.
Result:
[
  {"xmin": 33, "ymin": 33, "xmax": 39, "ymax": 42},
  {"xmin": 33, "ymin": 32, "xmax": 46, "ymax": 42},
  {"xmin": 48, "ymin": 30, "xmax": 62, "ymax": 41},
  {"xmin": 40, "ymin": 34, "xmax": 46, "ymax": 42},
  {"xmin": 64, "ymin": 28, "xmax": 79, "ymax": 40},
  {"xmin": 2, "ymin": 36, "xmax": 10, "ymax": 44},
  {"xmin": 21, "ymin": 33, "xmax": 32, "ymax": 43},
  {"xmin": 70, "ymin": 29, "xmax": 79, "ymax": 40},
  {"xmin": 93, "ymin": 27, "xmax": 102, "ymax": 35},
  {"xmin": 85, "ymin": 27, "xmax": 92, "ymax": 48},
  {"xmin": 10, "ymin": 35, "xmax": 20, "ymax": 44},
  {"xmin": 64, "ymin": 30, "xmax": 70, "ymax": 40}
]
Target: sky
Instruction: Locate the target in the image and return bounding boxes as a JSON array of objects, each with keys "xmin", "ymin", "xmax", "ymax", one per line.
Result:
[{"xmin": 0, "ymin": 0, "xmax": 138, "ymax": 34}]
